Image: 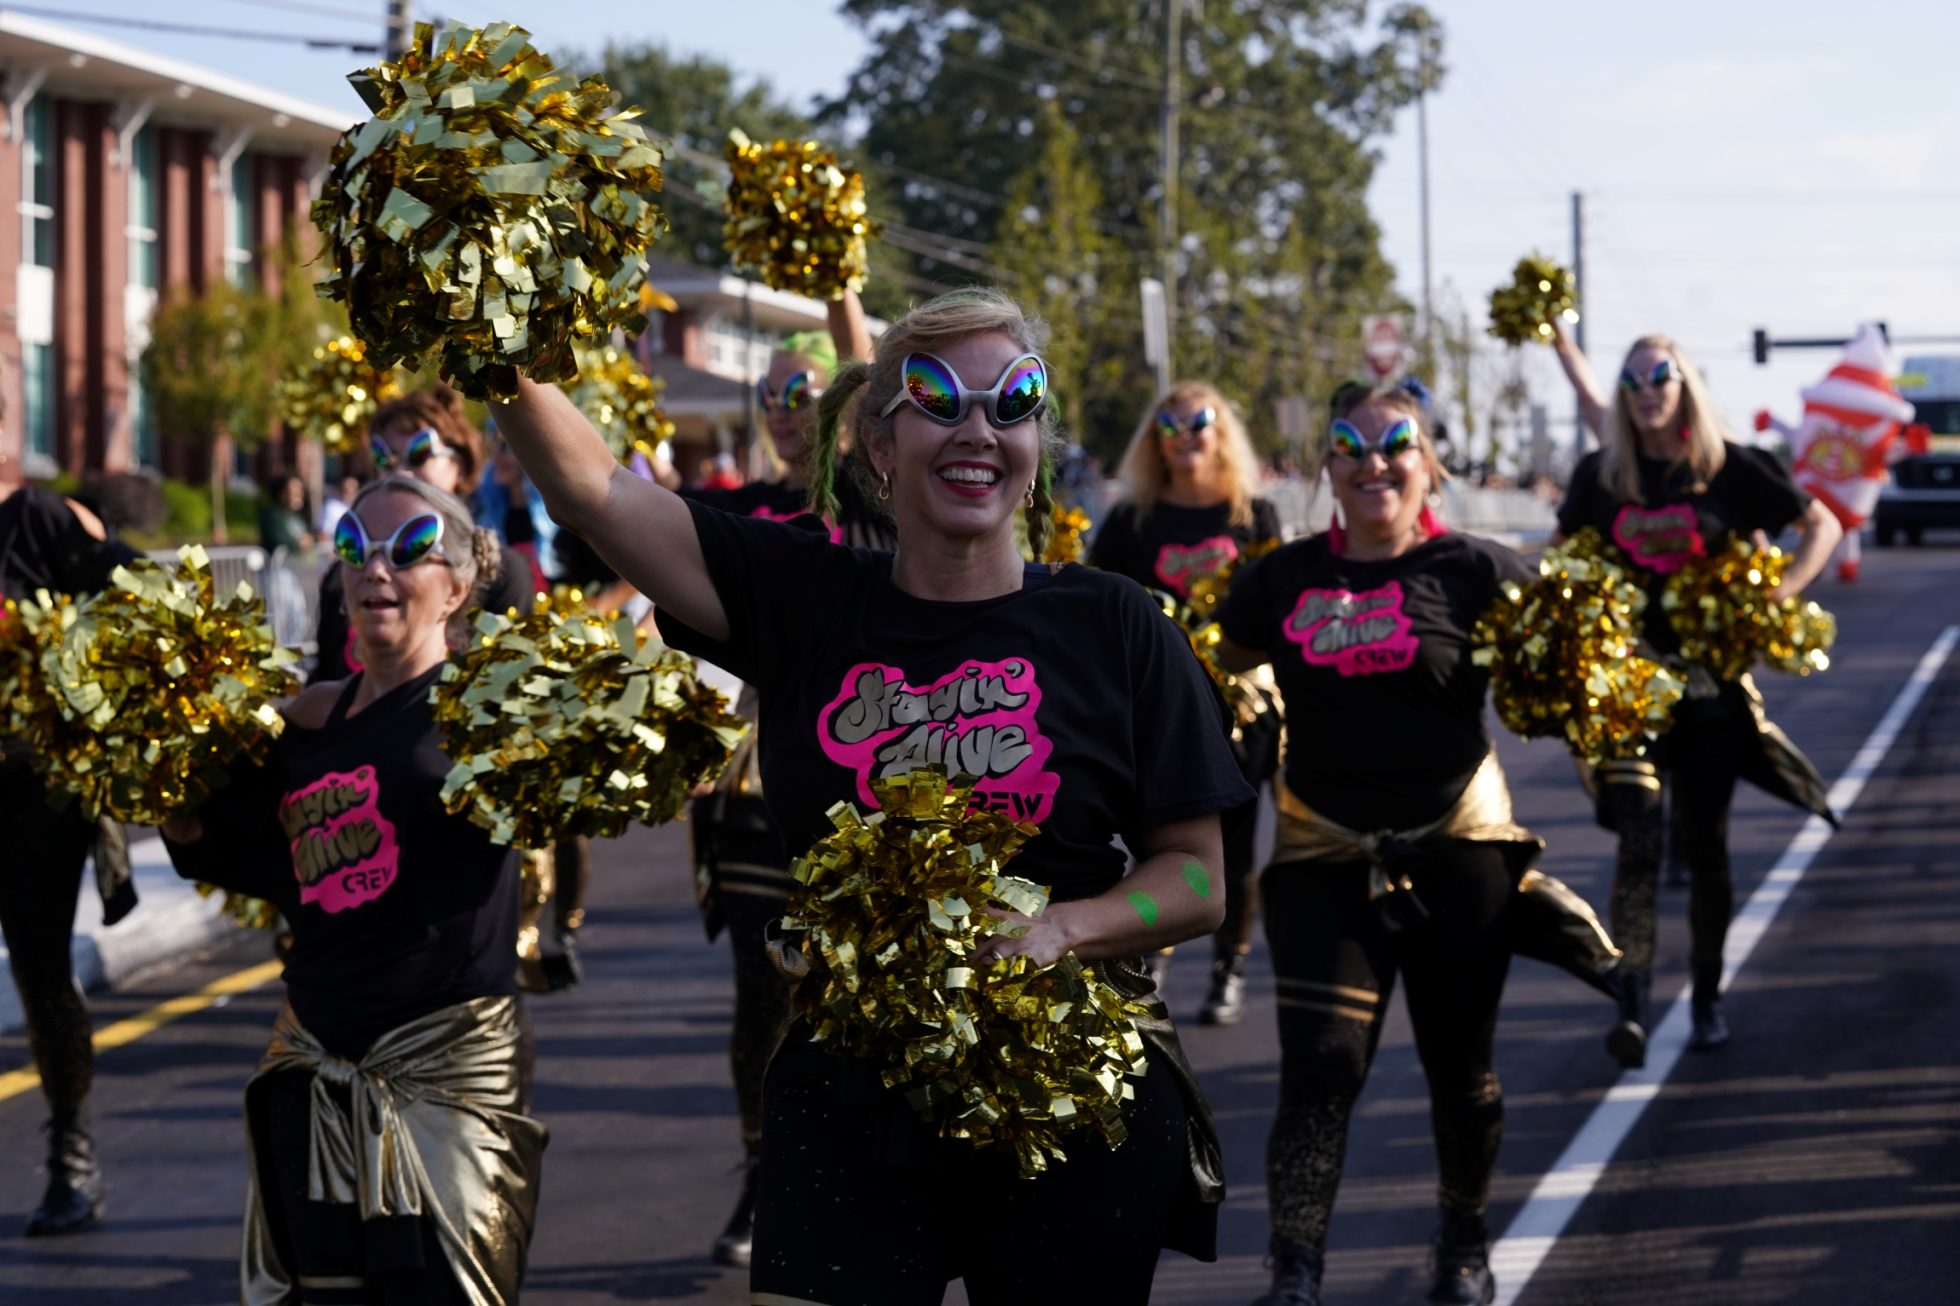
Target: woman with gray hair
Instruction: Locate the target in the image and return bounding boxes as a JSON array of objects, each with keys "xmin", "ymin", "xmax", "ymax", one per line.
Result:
[
  {"xmin": 491, "ymin": 286, "xmax": 1251, "ymax": 1304},
  {"xmin": 162, "ymin": 475, "xmax": 541, "ymax": 1305}
]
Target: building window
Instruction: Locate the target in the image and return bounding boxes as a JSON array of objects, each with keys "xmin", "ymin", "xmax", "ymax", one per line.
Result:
[
  {"xmin": 225, "ymin": 152, "xmax": 256, "ymax": 288},
  {"xmin": 20, "ymin": 95, "xmax": 54, "ymax": 268},
  {"xmin": 127, "ymin": 124, "xmax": 160, "ymax": 288},
  {"xmin": 23, "ymin": 343, "xmax": 56, "ymax": 461}
]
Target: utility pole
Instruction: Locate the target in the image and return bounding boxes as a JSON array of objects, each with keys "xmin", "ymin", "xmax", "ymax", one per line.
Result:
[
  {"xmin": 1571, "ymin": 190, "xmax": 1587, "ymax": 458},
  {"xmin": 1415, "ymin": 33, "xmax": 1433, "ymax": 370},
  {"xmin": 384, "ymin": 1, "xmax": 411, "ymax": 60},
  {"xmin": 1159, "ymin": 0, "xmax": 1182, "ymax": 386}
]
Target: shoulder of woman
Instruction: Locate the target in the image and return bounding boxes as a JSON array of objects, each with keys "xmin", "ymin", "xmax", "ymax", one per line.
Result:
[{"xmin": 284, "ymin": 680, "xmax": 346, "ymax": 730}]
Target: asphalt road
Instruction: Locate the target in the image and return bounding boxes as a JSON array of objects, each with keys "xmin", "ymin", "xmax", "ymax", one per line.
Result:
[{"xmin": 0, "ymin": 538, "xmax": 1955, "ymax": 1305}]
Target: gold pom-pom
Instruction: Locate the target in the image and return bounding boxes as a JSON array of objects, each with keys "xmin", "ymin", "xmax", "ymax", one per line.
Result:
[
  {"xmin": 312, "ymin": 20, "xmax": 667, "ymax": 399},
  {"xmin": 565, "ymin": 342, "xmax": 675, "ymax": 463},
  {"xmin": 1042, "ymin": 505, "xmax": 1091, "ymax": 564},
  {"xmin": 194, "ymin": 883, "xmax": 282, "ymax": 931},
  {"xmin": 1488, "ymin": 254, "xmax": 1579, "ymax": 346},
  {"xmin": 1472, "ymin": 530, "xmax": 1684, "ymax": 764},
  {"xmin": 17, "ymin": 547, "xmax": 298, "ymax": 824},
  {"xmin": 723, "ymin": 128, "xmax": 876, "ymax": 300},
  {"xmin": 786, "ymin": 768, "xmax": 1154, "ymax": 1178},
  {"xmin": 0, "ymin": 590, "xmax": 76, "ymax": 753},
  {"xmin": 1661, "ymin": 538, "xmax": 1836, "ymax": 681},
  {"xmin": 431, "ymin": 597, "xmax": 747, "ymax": 846},
  {"xmin": 276, "ymin": 335, "xmax": 401, "ymax": 454}
]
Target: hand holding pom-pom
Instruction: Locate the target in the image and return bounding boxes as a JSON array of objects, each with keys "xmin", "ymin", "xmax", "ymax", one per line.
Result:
[
  {"xmin": 1488, "ymin": 254, "xmax": 1579, "ymax": 347},
  {"xmin": 312, "ymin": 21, "xmax": 667, "ymax": 398},
  {"xmin": 432, "ymin": 595, "xmax": 746, "ymax": 846},
  {"xmin": 1662, "ymin": 538, "xmax": 1836, "ymax": 682},
  {"xmin": 723, "ymin": 128, "xmax": 876, "ymax": 301},
  {"xmin": 785, "ymin": 768, "xmax": 1155, "ymax": 1178}
]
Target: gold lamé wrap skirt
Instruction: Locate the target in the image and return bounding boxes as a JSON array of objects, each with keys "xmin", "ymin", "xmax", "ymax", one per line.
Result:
[
  {"xmin": 1270, "ymin": 751, "xmax": 1623, "ymax": 996},
  {"xmin": 240, "ymin": 996, "xmax": 547, "ymax": 1306}
]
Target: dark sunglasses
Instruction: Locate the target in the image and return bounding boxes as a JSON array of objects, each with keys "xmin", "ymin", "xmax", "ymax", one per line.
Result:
[
  {"xmin": 333, "ymin": 510, "xmax": 450, "ymax": 571},
  {"xmin": 880, "ymin": 352, "xmax": 1048, "ymax": 428},
  {"xmin": 1328, "ymin": 416, "xmax": 1421, "ymax": 462},
  {"xmin": 755, "ymin": 371, "xmax": 819, "ymax": 413},
  {"xmin": 370, "ymin": 425, "xmax": 454, "ymax": 472},
  {"xmin": 1156, "ymin": 406, "xmax": 1217, "ymax": 441},
  {"xmin": 1619, "ymin": 359, "xmax": 1682, "ymax": 394}
]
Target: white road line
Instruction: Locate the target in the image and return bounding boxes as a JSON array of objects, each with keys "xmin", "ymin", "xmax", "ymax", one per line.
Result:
[{"xmin": 1490, "ymin": 623, "xmax": 1960, "ymax": 1305}]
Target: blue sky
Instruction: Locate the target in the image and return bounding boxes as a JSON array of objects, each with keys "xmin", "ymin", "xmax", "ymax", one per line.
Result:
[{"xmin": 43, "ymin": 0, "xmax": 1960, "ymax": 444}]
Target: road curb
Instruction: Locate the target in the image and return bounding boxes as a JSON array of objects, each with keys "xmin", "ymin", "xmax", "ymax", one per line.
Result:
[{"xmin": 0, "ymin": 836, "xmax": 245, "ymax": 1037}]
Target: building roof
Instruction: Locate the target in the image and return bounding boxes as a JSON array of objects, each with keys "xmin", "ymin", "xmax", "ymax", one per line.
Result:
[
  {"xmin": 644, "ymin": 255, "xmax": 886, "ymax": 337},
  {"xmin": 654, "ymin": 354, "xmax": 753, "ymax": 418},
  {"xmin": 0, "ymin": 11, "xmax": 353, "ymax": 157}
]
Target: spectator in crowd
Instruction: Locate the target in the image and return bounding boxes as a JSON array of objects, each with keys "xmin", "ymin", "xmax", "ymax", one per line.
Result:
[{"xmin": 257, "ymin": 473, "xmax": 314, "ymax": 555}]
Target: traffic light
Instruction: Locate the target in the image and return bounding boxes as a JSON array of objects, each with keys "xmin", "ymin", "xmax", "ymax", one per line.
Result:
[{"xmin": 1752, "ymin": 329, "xmax": 1770, "ymax": 365}]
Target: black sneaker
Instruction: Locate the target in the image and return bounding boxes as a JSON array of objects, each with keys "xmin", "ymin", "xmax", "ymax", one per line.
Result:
[
  {"xmin": 1252, "ymin": 1237, "xmax": 1323, "ymax": 1306},
  {"xmin": 1428, "ymin": 1216, "xmax": 1495, "ymax": 1304},
  {"xmin": 1199, "ymin": 956, "xmax": 1246, "ymax": 1026},
  {"xmin": 711, "ymin": 1159, "xmax": 758, "ymax": 1268},
  {"xmin": 1689, "ymin": 997, "xmax": 1730, "ymax": 1051},
  {"xmin": 25, "ymin": 1116, "xmax": 103, "ymax": 1237},
  {"xmin": 1605, "ymin": 970, "xmax": 1650, "ymax": 1070}
]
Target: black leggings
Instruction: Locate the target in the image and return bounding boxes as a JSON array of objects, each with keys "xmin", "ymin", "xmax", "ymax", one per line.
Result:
[
  {"xmin": 1608, "ymin": 688, "xmax": 1748, "ymax": 1000},
  {"xmin": 1213, "ymin": 795, "xmax": 1261, "ymax": 959},
  {"xmin": 0, "ymin": 764, "xmax": 94, "ymax": 1119},
  {"xmin": 750, "ymin": 1033, "xmax": 1188, "ymax": 1306},
  {"xmin": 1261, "ymin": 843, "xmax": 1516, "ymax": 1248}
]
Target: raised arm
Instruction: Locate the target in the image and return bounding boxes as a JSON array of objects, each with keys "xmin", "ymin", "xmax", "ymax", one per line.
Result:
[
  {"xmin": 489, "ymin": 379, "xmax": 730, "ymax": 641},
  {"xmin": 1770, "ymin": 499, "xmax": 1843, "ymax": 601},
  {"xmin": 826, "ymin": 287, "xmax": 874, "ymax": 364},
  {"xmin": 1550, "ymin": 319, "xmax": 1610, "ymax": 439}
]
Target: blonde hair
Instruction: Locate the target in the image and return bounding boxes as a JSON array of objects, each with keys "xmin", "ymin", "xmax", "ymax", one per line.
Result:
[
  {"xmin": 348, "ymin": 475, "xmax": 502, "ymax": 647},
  {"xmin": 1114, "ymin": 380, "xmax": 1262, "ymax": 528},
  {"xmin": 1599, "ymin": 334, "xmax": 1728, "ymax": 503},
  {"xmin": 809, "ymin": 287, "xmax": 1066, "ymax": 555}
]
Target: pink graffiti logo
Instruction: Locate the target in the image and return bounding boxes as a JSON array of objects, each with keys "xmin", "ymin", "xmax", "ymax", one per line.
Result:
[
  {"xmin": 279, "ymin": 765, "xmax": 400, "ymax": 914},
  {"xmin": 1154, "ymin": 535, "xmax": 1239, "ymax": 597},
  {"xmin": 1611, "ymin": 503, "xmax": 1705, "ymax": 575},
  {"xmin": 1283, "ymin": 580, "xmax": 1419, "ymax": 677},
  {"xmin": 750, "ymin": 503, "xmax": 844, "ymax": 544},
  {"xmin": 818, "ymin": 656, "xmax": 1060, "ymax": 824}
]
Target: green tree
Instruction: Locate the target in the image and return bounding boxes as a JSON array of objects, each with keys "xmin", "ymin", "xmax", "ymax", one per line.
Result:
[
  {"xmin": 584, "ymin": 43, "xmax": 818, "ymax": 271},
  {"xmin": 826, "ymin": 0, "xmax": 1439, "ymax": 443}
]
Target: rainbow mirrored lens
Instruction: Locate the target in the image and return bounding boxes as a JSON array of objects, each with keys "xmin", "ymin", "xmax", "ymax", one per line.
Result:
[
  {"xmin": 333, "ymin": 513, "xmax": 368, "ymax": 567},
  {"xmin": 902, "ymin": 354, "xmax": 963, "ymax": 422},
  {"xmin": 369, "ymin": 436, "xmax": 395, "ymax": 470},
  {"xmin": 781, "ymin": 372, "xmax": 812, "ymax": 410},
  {"xmin": 1381, "ymin": 418, "xmax": 1418, "ymax": 458},
  {"xmin": 995, "ymin": 356, "xmax": 1046, "ymax": 423},
  {"xmin": 1620, "ymin": 361, "xmax": 1679, "ymax": 393},
  {"xmin": 391, "ymin": 514, "xmax": 443, "ymax": 566},
  {"xmin": 1155, "ymin": 410, "xmax": 1182, "ymax": 439},
  {"xmin": 403, "ymin": 428, "xmax": 439, "ymax": 468},
  {"xmin": 1329, "ymin": 421, "xmax": 1366, "ymax": 459}
]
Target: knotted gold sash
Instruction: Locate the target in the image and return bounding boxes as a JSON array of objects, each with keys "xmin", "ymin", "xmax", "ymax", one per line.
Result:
[{"xmin": 240, "ymin": 996, "xmax": 546, "ymax": 1306}]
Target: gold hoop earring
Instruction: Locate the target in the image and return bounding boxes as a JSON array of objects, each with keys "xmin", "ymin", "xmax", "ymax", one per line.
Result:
[{"xmin": 878, "ymin": 472, "xmax": 892, "ymax": 502}]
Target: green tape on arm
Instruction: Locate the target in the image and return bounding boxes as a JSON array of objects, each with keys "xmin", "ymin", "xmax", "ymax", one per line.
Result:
[
  {"xmin": 1180, "ymin": 859, "xmax": 1212, "ymax": 898},
  {"xmin": 1126, "ymin": 890, "xmax": 1160, "ymax": 928}
]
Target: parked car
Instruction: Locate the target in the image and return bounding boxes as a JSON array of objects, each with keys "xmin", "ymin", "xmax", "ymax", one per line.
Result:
[{"xmin": 1875, "ymin": 355, "xmax": 1960, "ymax": 546}]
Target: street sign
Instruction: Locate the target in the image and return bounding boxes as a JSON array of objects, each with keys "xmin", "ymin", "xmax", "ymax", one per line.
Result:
[{"xmin": 1362, "ymin": 314, "xmax": 1407, "ymax": 378}]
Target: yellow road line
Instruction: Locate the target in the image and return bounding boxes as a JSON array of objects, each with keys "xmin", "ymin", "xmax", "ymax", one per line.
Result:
[{"xmin": 0, "ymin": 959, "xmax": 283, "ymax": 1105}]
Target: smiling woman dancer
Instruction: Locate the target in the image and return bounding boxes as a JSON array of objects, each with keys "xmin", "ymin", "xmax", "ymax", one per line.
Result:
[
  {"xmin": 1091, "ymin": 382, "xmax": 1283, "ymax": 1026},
  {"xmin": 1549, "ymin": 323, "xmax": 1839, "ymax": 1064},
  {"xmin": 491, "ymin": 287, "xmax": 1252, "ymax": 1305},
  {"xmin": 1216, "ymin": 381, "xmax": 1546, "ymax": 1306},
  {"xmin": 164, "ymin": 477, "xmax": 540, "ymax": 1305}
]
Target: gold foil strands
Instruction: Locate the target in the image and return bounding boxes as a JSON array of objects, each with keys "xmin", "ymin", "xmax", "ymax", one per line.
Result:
[
  {"xmin": 276, "ymin": 335, "xmax": 402, "ymax": 455},
  {"xmin": 430, "ymin": 595, "xmax": 746, "ymax": 846},
  {"xmin": 1472, "ymin": 530, "xmax": 1684, "ymax": 764},
  {"xmin": 312, "ymin": 21, "xmax": 667, "ymax": 398},
  {"xmin": 565, "ymin": 342, "xmax": 675, "ymax": 464},
  {"xmin": 783, "ymin": 769, "xmax": 1153, "ymax": 1178},
  {"xmin": 1041, "ymin": 505, "xmax": 1091, "ymax": 564},
  {"xmin": 4, "ymin": 547, "xmax": 298, "ymax": 824},
  {"xmin": 1488, "ymin": 254, "xmax": 1579, "ymax": 346},
  {"xmin": 1661, "ymin": 537, "xmax": 1837, "ymax": 681},
  {"xmin": 723, "ymin": 128, "xmax": 876, "ymax": 301}
]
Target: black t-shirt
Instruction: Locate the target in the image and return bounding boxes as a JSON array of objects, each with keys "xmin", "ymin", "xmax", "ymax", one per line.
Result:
[
  {"xmin": 1089, "ymin": 497, "xmax": 1282, "ymax": 598},
  {"xmin": 1, "ymin": 488, "xmax": 138, "ymax": 780},
  {"xmin": 310, "ymin": 538, "xmax": 535, "ymax": 685},
  {"xmin": 165, "ymin": 667, "xmax": 520, "ymax": 1058},
  {"xmin": 1218, "ymin": 531, "xmax": 1532, "ymax": 832},
  {"xmin": 684, "ymin": 472, "xmax": 898, "ymax": 551},
  {"xmin": 1556, "ymin": 442, "xmax": 1810, "ymax": 653},
  {"xmin": 661, "ymin": 500, "xmax": 1252, "ymax": 902}
]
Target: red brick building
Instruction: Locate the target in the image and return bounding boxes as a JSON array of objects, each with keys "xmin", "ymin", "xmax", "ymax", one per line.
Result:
[{"xmin": 0, "ymin": 12, "xmax": 349, "ymax": 484}]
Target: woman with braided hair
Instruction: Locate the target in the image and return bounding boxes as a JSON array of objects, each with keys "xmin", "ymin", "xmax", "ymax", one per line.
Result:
[{"xmin": 493, "ymin": 286, "xmax": 1251, "ymax": 1304}]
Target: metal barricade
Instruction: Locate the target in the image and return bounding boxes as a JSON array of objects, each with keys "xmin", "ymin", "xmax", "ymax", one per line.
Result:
[{"xmin": 143, "ymin": 544, "xmax": 327, "ymax": 657}]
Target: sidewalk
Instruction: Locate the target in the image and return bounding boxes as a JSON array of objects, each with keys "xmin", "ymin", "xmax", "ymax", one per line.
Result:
[{"xmin": 0, "ymin": 836, "xmax": 243, "ymax": 1036}]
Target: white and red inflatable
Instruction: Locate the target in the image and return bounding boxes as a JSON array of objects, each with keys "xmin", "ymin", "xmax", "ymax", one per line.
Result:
[{"xmin": 1755, "ymin": 323, "xmax": 1926, "ymax": 581}]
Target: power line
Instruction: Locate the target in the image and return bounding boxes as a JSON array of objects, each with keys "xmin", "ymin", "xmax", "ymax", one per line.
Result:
[
  {"xmin": 217, "ymin": 0, "xmax": 383, "ymax": 23},
  {"xmin": 2, "ymin": 5, "xmax": 381, "ymax": 49}
]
